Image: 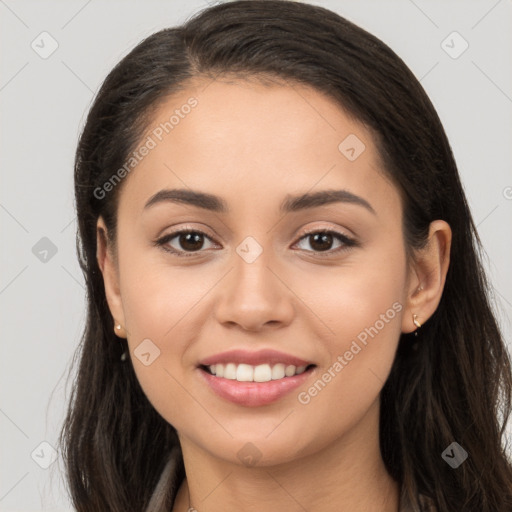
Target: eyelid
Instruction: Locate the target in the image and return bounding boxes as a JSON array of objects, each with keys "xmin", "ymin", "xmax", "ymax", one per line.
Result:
[
  {"xmin": 154, "ymin": 223, "xmax": 359, "ymax": 258},
  {"xmin": 153, "ymin": 224, "xmax": 219, "ymax": 257},
  {"xmin": 292, "ymin": 226, "xmax": 358, "ymax": 257},
  {"xmin": 294, "ymin": 223, "xmax": 356, "ymax": 242}
]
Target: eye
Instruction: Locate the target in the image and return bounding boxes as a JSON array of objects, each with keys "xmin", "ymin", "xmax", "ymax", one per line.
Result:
[
  {"xmin": 155, "ymin": 229, "xmax": 218, "ymax": 258},
  {"xmin": 293, "ymin": 229, "xmax": 358, "ymax": 257},
  {"xmin": 154, "ymin": 227, "xmax": 358, "ymax": 258}
]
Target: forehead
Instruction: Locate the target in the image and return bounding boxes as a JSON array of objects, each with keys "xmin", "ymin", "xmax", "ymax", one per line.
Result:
[{"xmin": 117, "ymin": 78, "xmax": 399, "ymax": 219}]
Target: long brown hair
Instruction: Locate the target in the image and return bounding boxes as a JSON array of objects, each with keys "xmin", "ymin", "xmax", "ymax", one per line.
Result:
[{"xmin": 59, "ymin": 1, "xmax": 512, "ymax": 510}]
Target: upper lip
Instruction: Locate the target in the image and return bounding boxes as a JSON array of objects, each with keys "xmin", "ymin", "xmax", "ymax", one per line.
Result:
[{"xmin": 198, "ymin": 349, "xmax": 314, "ymax": 367}]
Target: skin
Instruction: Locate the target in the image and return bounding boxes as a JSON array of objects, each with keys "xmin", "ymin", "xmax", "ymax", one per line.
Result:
[{"xmin": 96, "ymin": 77, "xmax": 451, "ymax": 512}]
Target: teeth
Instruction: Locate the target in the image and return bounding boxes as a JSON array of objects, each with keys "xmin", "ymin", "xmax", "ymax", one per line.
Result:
[
  {"xmin": 254, "ymin": 364, "xmax": 272, "ymax": 382},
  {"xmin": 285, "ymin": 365, "xmax": 296, "ymax": 377},
  {"xmin": 207, "ymin": 363, "xmax": 310, "ymax": 382},
  {"xmin": 236, "ymin": 364, "xmax": 253, "ymax": 382},
  {"xmin": 224, "ymin": 363, "xmax": 237, "ymax": 380},
  {"xmin": 271, "ymin": 363, "xmax": 285, "ymax": 379}
]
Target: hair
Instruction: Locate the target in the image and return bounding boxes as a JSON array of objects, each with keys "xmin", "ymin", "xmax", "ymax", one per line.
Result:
[{"xmin": 59, "ymin": 1, "xmax": 512, "ymax": 510}]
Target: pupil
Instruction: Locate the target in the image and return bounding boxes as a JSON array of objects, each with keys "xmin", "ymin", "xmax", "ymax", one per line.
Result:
[
  {"xmin": 177, "ymin": 232, "xmax": 334, "ymax": 253},
  {"xmin": 180, "ymin": 232, "xmax": 203, "ymax": 251},
  {"xmin": 311, "ymin": 233, "xmax": 332, "ymax": 251}
]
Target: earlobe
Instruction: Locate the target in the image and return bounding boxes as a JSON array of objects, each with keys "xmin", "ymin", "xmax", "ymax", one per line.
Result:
[
  {"xmin": 402, "ymin": 220, "xmax": 452, "ymax": 334},
  {"xmin": 96, "ymin": 217, "xmax": 127, "ymax": 338}
]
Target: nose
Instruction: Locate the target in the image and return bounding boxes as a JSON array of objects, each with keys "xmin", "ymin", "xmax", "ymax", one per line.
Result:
[{"xmin": 213, "ymin": 249, "xmax": 295, "ymax": 333}]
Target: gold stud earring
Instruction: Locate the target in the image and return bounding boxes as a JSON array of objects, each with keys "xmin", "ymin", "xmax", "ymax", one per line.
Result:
[
  {"xmin": 413, "ymin": 314, "xmax": 422, "ymax": 329},
  {"xmin": 114, "ymin": 324, "xmax": 128, "ymax": 361},
  {"xmin": 114, "ymin": 324, "xmax": 125, "ymax": 338}
]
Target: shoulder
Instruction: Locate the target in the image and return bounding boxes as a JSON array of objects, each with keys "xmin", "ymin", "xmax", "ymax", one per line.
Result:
[{"xmin": 145, "ymin": 445, "xmax": 183, "ymax": 512}]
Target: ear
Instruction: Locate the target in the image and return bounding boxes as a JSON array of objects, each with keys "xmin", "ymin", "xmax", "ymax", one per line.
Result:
[
  {"xmin": 402, "ymin": 220, "xmax": 452, "ymax": 333},
  {"xmin": 96, "ymin": 216, "xmax": 127, "ymax": 338}
]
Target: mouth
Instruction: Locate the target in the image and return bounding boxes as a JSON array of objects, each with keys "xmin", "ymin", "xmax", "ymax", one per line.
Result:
[
  {"xmin": 196, "ymin": 349, "xmax": 317, "ymax": 407},
  {"xmin": 199, "ymin": 362, "xmax": 316, "ymax": 382}
]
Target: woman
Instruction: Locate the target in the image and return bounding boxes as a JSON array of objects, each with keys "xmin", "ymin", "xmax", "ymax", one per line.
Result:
[{"xmin": 59, "ymin": 1, "xmax": 512, "ymax": 510}]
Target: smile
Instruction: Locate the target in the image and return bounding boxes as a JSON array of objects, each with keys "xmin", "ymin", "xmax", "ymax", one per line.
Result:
[
  {"xmin": 197, "ymin": 363, "xmax": 317, "ymax": 407},
  {"xmin": 204, "ymin": 362, "xmax": 312, "ymax": 382}
]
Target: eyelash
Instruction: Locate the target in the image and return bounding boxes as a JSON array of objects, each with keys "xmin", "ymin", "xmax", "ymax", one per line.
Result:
[{"xmin": 154, "ymin": 227, "xmax": 359, "ymax": 259}]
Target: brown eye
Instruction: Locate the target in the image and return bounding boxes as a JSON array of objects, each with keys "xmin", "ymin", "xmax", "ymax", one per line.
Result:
[
  {"xmin": 307, "ymin": 232, "xmax": 336, "ymax": 252},
  {"xmin": 156, "ymin": 229, "xmax": 217, "ymax": 257},
  {"xmin": 294, "ymin": 230, "xmax": 357, "ymax": 257},
  {"xmin": 176, "ymin": 232, "xmax": 206, "ymax": 252}
]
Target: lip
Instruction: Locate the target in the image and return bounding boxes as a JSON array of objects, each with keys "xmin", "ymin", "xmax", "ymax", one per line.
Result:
[
  {"xmin": 198, "ymin": 365, "xmax": 316, "ymax": 407},
  {"xmin": 198, "ymin": 349, "xmax": 313, "ymax": 367}
]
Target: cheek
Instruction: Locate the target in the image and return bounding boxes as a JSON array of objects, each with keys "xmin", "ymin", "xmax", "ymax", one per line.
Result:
[
  {"xmin": 119, "ymin": 250, "xmax": 212, "ymax": 344},
  {"xmin": 292, "ymin": 249, "xmax": 406, "ymax": 435},
  {"xmin": 299, "ymin": 237, "xmax": 406, "ymax": 346},
  {"xmin": 117, "ymin": 250, "xmax": 228, "ymax": 427}
]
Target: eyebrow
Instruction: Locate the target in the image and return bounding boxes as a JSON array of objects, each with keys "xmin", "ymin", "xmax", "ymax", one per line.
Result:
[{"xmin": 144, "ymin": 188, "xmax": 376, "ymax": 215}]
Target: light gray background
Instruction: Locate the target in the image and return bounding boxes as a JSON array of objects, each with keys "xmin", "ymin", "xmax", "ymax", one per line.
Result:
[{"xmin": 1, "ymin": 0, "xmax": 511, "ymax": 510}]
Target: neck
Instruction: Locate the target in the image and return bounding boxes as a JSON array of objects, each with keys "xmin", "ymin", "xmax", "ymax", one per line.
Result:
[{"xmin": 172, "ymin": 400, "xmax": 399, "ymax": 512}]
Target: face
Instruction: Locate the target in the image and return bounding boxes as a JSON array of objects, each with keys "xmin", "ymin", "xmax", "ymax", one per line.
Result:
[{"xmin": 99, "ymin": 77, "xmax": 414, "ymax": 466}]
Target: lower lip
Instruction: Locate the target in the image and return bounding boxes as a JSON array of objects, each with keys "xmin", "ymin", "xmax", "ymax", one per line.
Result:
[{"xmin": 198, "ymin": 366, "xmax": 315, "ymax": 407}]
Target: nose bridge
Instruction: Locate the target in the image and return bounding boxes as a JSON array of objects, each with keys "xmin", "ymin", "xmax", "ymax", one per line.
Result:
[
  {"xmin": 232, "ymin": 232, "xmax": 279, "ymax": 302},
  {"xmin": 213, "ymin": 231, "xmax": 295, "ymax": 330}
]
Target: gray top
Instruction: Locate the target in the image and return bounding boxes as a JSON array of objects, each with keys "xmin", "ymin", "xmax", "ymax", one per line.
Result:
[{"xmin": 145, "ymin": 446, "xmax": 437, "ymax": 512}]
